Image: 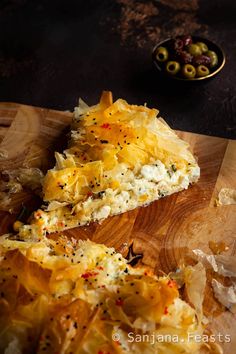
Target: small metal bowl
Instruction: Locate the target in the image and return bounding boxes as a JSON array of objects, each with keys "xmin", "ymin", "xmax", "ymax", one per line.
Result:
[{"xmin": 152, "ymin": 36, "xmax": 226, "ymax": 81}]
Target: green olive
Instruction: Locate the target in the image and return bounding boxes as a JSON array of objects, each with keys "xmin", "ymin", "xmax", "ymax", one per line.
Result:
[
  {"xmin": 206, "ymin": 50, "xmax": 218, "ymax": 68},
  {"xmin": 187, "ymin": 44, "xmax": 202, "ymax": 56},
  {"xmin": 196, "ymin": 65, "xmax": 210, "ymax": 77},
  {"xmin": 196, "ymin": 42, "xmax": 208, "ymax": 53},
  {"xmin": 182, "ymin": 64, "xmax": 196, "ymax": 79},
  {"xmin": 166, "ymin": 61, "xmax": 181, "ymax": 75},
  {"xmin": 156, "ymin": 46, "xmax": 169, "ymax": 62}
]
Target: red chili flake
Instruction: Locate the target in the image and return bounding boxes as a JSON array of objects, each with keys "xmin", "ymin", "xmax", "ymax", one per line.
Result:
[
  {"xmin": 167, "ymin": 280, "xmax": 176, "ymax": 288},
  {"xmin": 87, "ymin": 191, "xmax": 93, "ymax": 197},
  {"xmin": 97, "ymin": 266, "xmax": 104, "ymax": 270},
  {"xmin": 164, "ymin": 306, "xmax": 168, "ymax": 315},
  {"xmin": 81, "ymin": 271, "xmax": 98, "ymax": 279},
  {"xmin": 101, "ymin": 123, "xmax": 111, "ymax": 129},
  {"xmin": 115, "ymin": 299, "xmax": 124, "ymax": 306}
]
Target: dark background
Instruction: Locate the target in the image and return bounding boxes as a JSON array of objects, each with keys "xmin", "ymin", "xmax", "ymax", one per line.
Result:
[{"xmin": 0, "ymin": 0, "xmax": 235, "ymax": 139}]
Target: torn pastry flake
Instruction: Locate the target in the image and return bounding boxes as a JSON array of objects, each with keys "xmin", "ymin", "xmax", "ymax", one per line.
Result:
[
  {"xmin": 193, "ymin": 249, "xmax": 236, "ymax": 278},
  {"xmin": 193, "ymin": 249, "xmax": 236, "ymax": 313},
  {"xmin": 0, "ymin": 168, "xmax": 44, "ymax": 212},
  {"xmin": 0, "ymin": 148, "xmax": 8, "ymax": 160},
  {"xmin": 212, "ymin": 279, "xmax": 236, "ymax": 314},
  {"xmin": 216, "ymin": 188, "xmax": 236, "ymax": 206}
]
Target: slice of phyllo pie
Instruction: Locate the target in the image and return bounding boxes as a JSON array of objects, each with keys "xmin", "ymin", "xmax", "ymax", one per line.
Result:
[{"xmin": 19, "ymin": 91, "xmax": 200, "ymax": 238}]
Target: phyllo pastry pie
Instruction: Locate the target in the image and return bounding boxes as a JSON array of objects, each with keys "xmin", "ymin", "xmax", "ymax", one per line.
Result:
[
  {"xmin": 0, "ymin": 235, "xmax": 206, "ymax": 354},
  {"xmin": 19, "ymin": 91, "xmax": 199, "ymax": 238}
]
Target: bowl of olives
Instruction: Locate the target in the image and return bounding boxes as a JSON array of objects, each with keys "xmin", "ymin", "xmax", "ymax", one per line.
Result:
[{"xmin": 152, "ymin": 35, "xmax": 225, "ymax": 81}]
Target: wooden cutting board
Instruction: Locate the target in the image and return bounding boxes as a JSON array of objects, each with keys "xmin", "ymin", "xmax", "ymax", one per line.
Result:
[{"xmin": 0, "ymin": 103, "xmax": 236, "ymax": 353}]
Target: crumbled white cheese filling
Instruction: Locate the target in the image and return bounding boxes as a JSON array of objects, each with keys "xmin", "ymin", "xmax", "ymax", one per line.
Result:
[
  {"xmin": 140, "ymin": 160, "xmax": 166, "ymax": 182},
  {"xmin": 92, "ymin": 205, "xmax": 111, "ymax": 220}
]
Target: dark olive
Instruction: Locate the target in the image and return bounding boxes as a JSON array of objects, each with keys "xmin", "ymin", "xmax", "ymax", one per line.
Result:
[
  {"xmin": 173, "ymin": 38, "xmax": 184, "ymax": 51},
  {"xmin": 166, "ymin": 61, "xmax": 181, "ymax": 75},
  {"xmin": 196, "ymin": 65, "xmax": 210, "ymax": 77},
  {"xmin": 156, "ymin": 46, "xmax": 169, "ymax": 62},
  {"xmin": 182, "ymin": 64, "xmax": 196, "ymax": 79},
  {"xmin": 181, "ymin": 35, "xmax": 193, "ymax": 47},
  {"xmin": 193, "ymin": 55, "xmax": 211, "ymax": 66},
  {"xmin": 206, "ymin": 50, "xmax": 218, "ymax": 68},
  {"xmin": 187, "ymin": 44, "xmax": 202, "ymax": 56},
  {"xmin": 177, "ymin": 50, "xmax": 193, "ymax": 64},
  {"xmin": 196, "ymin": 42, "xmax": 208, "ymax": 53}
]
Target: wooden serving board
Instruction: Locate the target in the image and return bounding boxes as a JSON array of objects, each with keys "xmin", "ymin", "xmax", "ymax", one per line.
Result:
[{"xmin": 0, "ymin": 103, "xmax": 236, "ymax": 353}]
